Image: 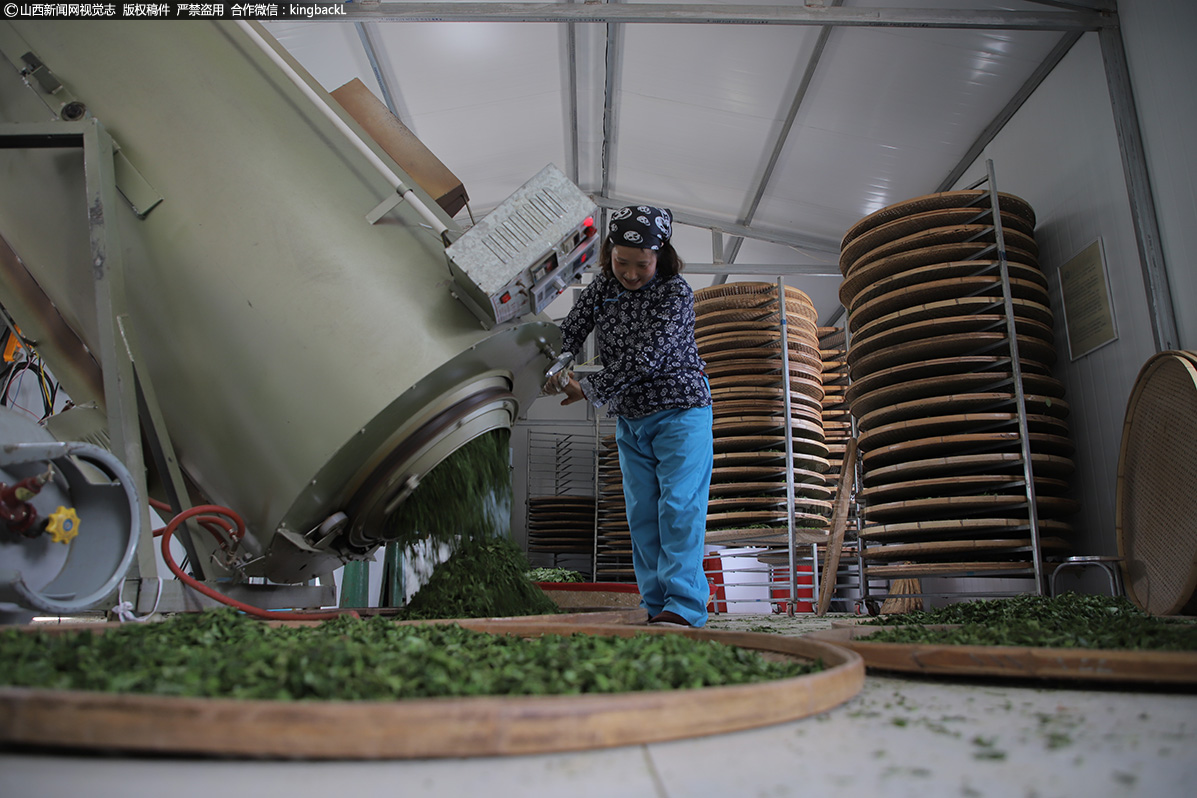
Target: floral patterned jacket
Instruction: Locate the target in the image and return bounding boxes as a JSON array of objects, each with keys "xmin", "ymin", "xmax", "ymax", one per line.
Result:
[{"xmin": 559, "ymin": 272, "xmax": 711, "ymax": 419}]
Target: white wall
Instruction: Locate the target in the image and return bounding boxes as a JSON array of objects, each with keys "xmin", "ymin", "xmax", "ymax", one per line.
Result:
[
  {"xmin": 948, "ymin": 0, "xmax": 1196, "ymax": 572},
  {"xmin": 1118, "ymin": 0, "xmax": 1197, "ymax": 351}
]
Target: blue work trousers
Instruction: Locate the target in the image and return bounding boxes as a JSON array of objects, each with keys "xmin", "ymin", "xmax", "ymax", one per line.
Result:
[{"xmin": 615, "ymin": 405, "xmax": 713, "ymax": 627}]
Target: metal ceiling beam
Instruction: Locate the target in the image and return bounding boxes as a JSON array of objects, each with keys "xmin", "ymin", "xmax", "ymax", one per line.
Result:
[
  {"xmin": 341, "ymin": 4, "xmax": 1108, "ymax": 31},
  {"xmin": 565, "ymin": 3, "xmax": 580, "ymax": 184},
  {"xmin": 353, "ymin": 22, "xmax": 404, "ymax": 120},
  {"xmin": 1099, "ymin": 19, "xmax": 1178, "ymax": 352},
  {"xmin": 594, "ymin": 194, "xmax": 841, "ymax": 255},
  {"xmin": 936, "ymin": 30, "xmax": 1083, "ymax": 193},
  {"xmin": 600, "ymin": 18, "xmax": 621, "ymax": 201},
  {"xmin": 712, "ymin": 0, "xmax": 842, "ymax": 286}
]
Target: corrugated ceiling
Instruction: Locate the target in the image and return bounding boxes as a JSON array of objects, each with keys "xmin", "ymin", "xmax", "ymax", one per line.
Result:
[{"xmin": 264, "ymin": 0, "xmax": 1109, "ymax": 319}]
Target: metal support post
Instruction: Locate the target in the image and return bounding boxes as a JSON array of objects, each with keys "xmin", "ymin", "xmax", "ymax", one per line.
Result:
[
  {"xmin": 985, "ymin": 159, "xmax": 1044, "ymax": 593},
  {"xmin": 778, "ymin": 277, "xmax": 798, "ymax": 616},
  {"xmin": 592, "ymin": 413, "xmax": 601, "ymax": 581}
]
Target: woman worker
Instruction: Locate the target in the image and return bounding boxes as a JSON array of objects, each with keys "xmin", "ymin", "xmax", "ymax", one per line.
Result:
[{"xmin": 554, "ymin": 205, "xmax": 713, "ymax": 628}]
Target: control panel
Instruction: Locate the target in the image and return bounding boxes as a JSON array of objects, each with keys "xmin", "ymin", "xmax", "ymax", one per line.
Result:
[{"xmin": 446, "ymin": 164, "xmax": 598, "ymax": 329}]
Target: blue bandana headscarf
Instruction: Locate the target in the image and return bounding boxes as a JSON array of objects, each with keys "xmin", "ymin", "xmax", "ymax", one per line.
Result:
[{"xmin": 608, "ymin": 205, "xmax": 673, "ymax": 251}]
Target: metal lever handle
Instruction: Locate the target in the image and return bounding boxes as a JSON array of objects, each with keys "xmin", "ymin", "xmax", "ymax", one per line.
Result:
[{"xmin": 542, "ymin": 351, "xmax": 574, "ymax": 394}]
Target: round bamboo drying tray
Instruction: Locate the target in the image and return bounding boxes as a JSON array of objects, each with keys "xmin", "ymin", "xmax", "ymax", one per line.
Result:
[
  {"xmin": 705, "ymin": 360, "xmax": 826, "ymax": 386},
  {"xmin": 839, "ymin": 244, "xmax": 1040, "ymax": 306},
  {"xmin": 1116, "ymin": 350, "xmax": 1197, "ymax": 615},
  {"xmin": 709, "ymin": 495, "xmax": 833, "ymax": 516},
  {"xmin": 848, "ymin": 276, "xmax": 1052, "ymax": 332},
  {"xmin": 0, "ymin": 620, "xmax": 864, "ymax": 759},
  {"xmin": 849, "ymin": 333, "xmax": 1057, "ymax": 382},
  {"xmin": 694, "ymin": 295, "xmax": 818, "ymax": 324},
  {"xmin": 856, "ymin": 391, "xmax": 1069, "ymax": 432},
  {"xmin": 694, "ymin": 310, "xmax": 817, "ymax": 333},
  {"xmin": 713, "ymin": 434, "xmax": 829, "ymax": 459},
  {"xmin": 709, "ymin": 374, "xmax": 825, "ymax": 404},
  {"xmin": 861, "ymin": 494, "xmax": 1078, "ymax": 524},
  {"xmin": 842, "ymin": 224, "xmax": 1039, "ymax": 278},
  {"xmin": 858, "ymin": 517, "xmax": 1072, "ymax": 543},
  {"xmin": 712, "ymin": 414, "xmax": 826, "ymax": 441},
  {"xmin": 711, "ymin": 464, "xmax": 826, "ymax": 484},
  {"xmin": 713, "ymin": 399, "xmax": 823, "ymax": 423},
  {"xmin": 712, "ymin": 450, "xmax": 831, "ymax": 472},
  {"xmin": 860, "ymin": 431, "xmax": 1074, "ymax": 470},
  {"xmin": 706, "ymin": 527, "xmax": 829, "ymax": 546},
  {"xmin": 840, "ymin": 189, "xmax": 1036, "ymax": 248},
  {"xmin": 695, "ymin": 280, "xmax": 818, "ymax": 306},
  {"xmin": 864, "ymin": 561, "xmax": 1040, "ymax": 578},
  {"xmin": 839, "ymin": 208, "xmax": 1036, "ymax": 274},
  {"xmin": 862, "ymin": 451, "xmax": 1075, "ymax": 487},
  {"xmin": 857, "ymin": 412, "xmax": 1071, "ymax": 451},
  {"xmin": 844, "ymin": 259, "xmax": 1048, "ymax": 313},
  {"xmin": 709, "ymin": 480, "xmax": 832, "ymax": 499},
  {"xmin": 697, "ymin": 326, "xmax": 821, "ymax": 355},
  {"xmin": 859, "ymin": 473, "xmax": 1070, "ymax": 504},
  {"xmin": 702, "ymin": 347, "xmax": 824, "ymax": 372},
  {"xmin": 847, "ymin": 367, "xmax": 1065, "ymax": 419},
  {"xmin": 848, "ymin": 314, "xmax": 1056, "ymax": 369},
  {"xmin": 805, "ymin": 624, "xmax": 1197, "ymax": 686},
  {"xmin": 861, "ymin": 537, "xmax": 1069, "ymax": 561}
]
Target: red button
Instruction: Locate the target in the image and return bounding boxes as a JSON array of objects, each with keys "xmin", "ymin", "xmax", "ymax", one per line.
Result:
[{"xmin": 500, "ymin": 292, "xmax": 511, "ymax": 304}]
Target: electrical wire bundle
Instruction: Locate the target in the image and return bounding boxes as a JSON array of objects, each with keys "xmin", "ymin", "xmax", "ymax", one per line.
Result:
[{"xmin": 0, "ymin": 329, "xmax": 62, "ymax": 423}]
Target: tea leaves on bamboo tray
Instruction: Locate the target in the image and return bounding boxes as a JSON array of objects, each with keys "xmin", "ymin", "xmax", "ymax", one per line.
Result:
[
  {"xmin": 525, "ymin": 567, "xmax": 587, "ymax": 583},
  {"xmin": 0, "ymin": 610, "xmax": 819, "ymax": 700},
  {"xmin": 404, "ymin": 537, "xmax": 560, "ymax": 619},
  {"xmin": 861, "ymin": 593, "xmax": 1197, "ymax": 651}
]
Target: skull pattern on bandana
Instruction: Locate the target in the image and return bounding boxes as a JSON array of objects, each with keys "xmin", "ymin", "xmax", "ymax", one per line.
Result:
[{"xmin": 609, "ymin": 205, "xmax": 673, "ymax": 251}]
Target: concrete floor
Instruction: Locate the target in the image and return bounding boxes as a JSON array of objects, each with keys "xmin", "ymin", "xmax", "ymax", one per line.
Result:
[{"xmin": 2, "ymin": 613, "xmax": 1195, "ymax": 798}]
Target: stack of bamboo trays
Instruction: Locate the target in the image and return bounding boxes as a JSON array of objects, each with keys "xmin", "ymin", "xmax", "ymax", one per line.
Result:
[
  {"xmin": 839, "ymin": 190, "xmax": 1077, "ymax": 580},
  {"xmin": 692, "ymin": 282, "xmax": 831, "ymax": 548},
  {"xmin": 526, "ymin": 495, "xmax": 596, "ymax": 558},
  {"xmin": 595, "ymin": 434, "xmax": 635, "ymax": 581},
  {"xmin": 758, "ymin": 325, "xmax": 859, "ymax": 608}
]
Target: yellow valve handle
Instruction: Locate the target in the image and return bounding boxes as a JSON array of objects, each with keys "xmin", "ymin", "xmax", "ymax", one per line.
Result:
[{"xmin": 46, "ymin": 506, "xmax": 81, "ymax": 544}]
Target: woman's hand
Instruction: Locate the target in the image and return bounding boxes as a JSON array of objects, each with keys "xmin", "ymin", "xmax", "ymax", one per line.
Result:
[{"xmin": 560, "ymin": 375, "xmax": 586, "ymax": 405}]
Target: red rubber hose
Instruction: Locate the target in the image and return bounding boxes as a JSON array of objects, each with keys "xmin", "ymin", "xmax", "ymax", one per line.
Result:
[{"xmin": 158, "ymin": 504, "xmax": 354, "ymax": 621}]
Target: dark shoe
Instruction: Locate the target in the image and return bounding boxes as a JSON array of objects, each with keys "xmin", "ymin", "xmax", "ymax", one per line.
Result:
[{"xmin": 648, "ymin": 610, "xmax": 691, "ymax": 628}]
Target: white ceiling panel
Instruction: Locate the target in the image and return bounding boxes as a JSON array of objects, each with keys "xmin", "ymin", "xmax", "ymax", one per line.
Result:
[
  {"xmin": 263, "ymin": 0, "xmax": 1109, "ymax": 319},
  {"xmin": 617, "ymin": 21, "xmax": 817, "ymax": 117}
]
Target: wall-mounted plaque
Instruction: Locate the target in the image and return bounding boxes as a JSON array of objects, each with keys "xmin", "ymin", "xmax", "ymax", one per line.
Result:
[{"xmin": 1059, "ymin": 238, "xmax": 1118, "ymax": 360}]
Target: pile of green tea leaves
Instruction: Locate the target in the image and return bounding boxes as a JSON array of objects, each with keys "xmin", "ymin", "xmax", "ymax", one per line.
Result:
[
  {"xmin": 0, "ymin": 610, "xmax": 819, "ymax": 700},
  {"xmin": 403, "ymin": 536, "xmax": 559, "ymax": 619},
  {"xmin": 861, "ymin": 592, "xmax": 1197, "ymax": 651},
  {"xmin": 525, "ymin": 567, "xmax": 586, "ymax": 583},
  {"xmin": 375, "ymin": 429, "xmax": 560, "ymax": 619},
  {"xmin": 382, "ymin": 429, "xmax": 512, "ymax": 551}
]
